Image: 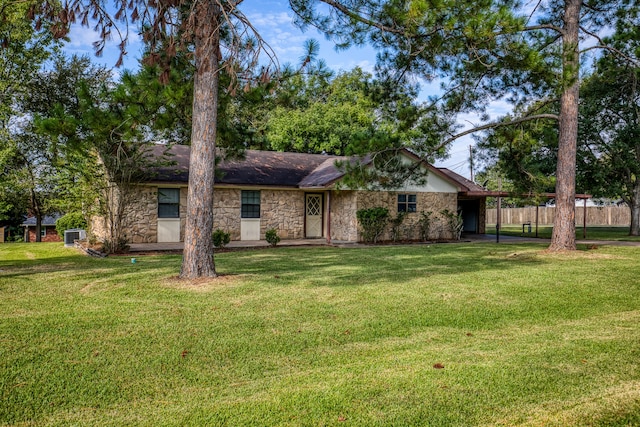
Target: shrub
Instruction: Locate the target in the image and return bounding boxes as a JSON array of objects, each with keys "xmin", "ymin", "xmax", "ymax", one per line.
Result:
[
  {"xmin": 265, "ymin": 228, "xmax": 280, "ymax": 247},
  {"xmin": 356, "ymin": 207, "xmax": 389, "ymax": 243},
  {"xmin": 56, "ymin": 212, "xmax": 88, "ymax": 238},
  {"xmin": 441, "ymin": 209, "xmax": 464, "ymax": 240},
  {"xmin": 212, "ymin": 229, "xmax": 231, "ymax": 249},
  {"xmin": 101, "ymin": 236, "xmax": 129, "ymax": 254},
  {"xmin": 389, "ymin": 211, "xmax": 406, "ymax": 242},
  {"xmin": 417, "ymin": 211, "xmax": 433, "ymax": 241}
]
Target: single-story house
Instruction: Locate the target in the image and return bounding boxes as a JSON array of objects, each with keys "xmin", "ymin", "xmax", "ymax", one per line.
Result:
[
  {"xmin": 21, "ymin": 214, "xmax": 63, "ymax": 243},
  {"xmin": 91, "ymin": 145, "xmax": 490, "ymax": 244}
]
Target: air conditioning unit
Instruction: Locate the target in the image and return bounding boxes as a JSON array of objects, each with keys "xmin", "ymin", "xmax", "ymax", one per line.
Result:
[{"xmin": 64, "ymin": 229, "xmax": 87, "ymax": 247}]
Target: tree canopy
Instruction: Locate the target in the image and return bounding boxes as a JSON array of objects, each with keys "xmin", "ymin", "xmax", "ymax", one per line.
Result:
[{"xmin": 289, "ymin": 0, "xmax": 639, "ymax": 250}]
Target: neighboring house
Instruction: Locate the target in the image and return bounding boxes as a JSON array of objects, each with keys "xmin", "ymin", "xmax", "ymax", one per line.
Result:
[
  {"xmin": 21, "ymin": 214, "xmax": 63, "ymax": 243},
  {"xmin": 91, "ymin": 145, "xmax": 490, "ymax": 244}
]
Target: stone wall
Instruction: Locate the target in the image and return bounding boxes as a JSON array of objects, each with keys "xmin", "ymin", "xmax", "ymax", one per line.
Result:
[
  {"xmin": 260, "ymin": 190, "xmax": 306, "ymax": 239},
  {"xmin": 328, "ymin": 190, "xmax": 458, "ymax": 242},
  {"xmin": 358, "ymin": 191, "xmax": 458, "ymax": 241},
  {"xmin": 478, "ymin": 198, "xmax": 486, "ymax": 234},
  {"xmin": 91, "ymin": 183, "xmax": 465, "ymax": 244},
  {"xmin": 123, "ymin": 186, "xmax": 161, "ymax": 243},
  {"xmin": 212, "ymin": 188, "xmax": 242, "ymax": 240},
  {"xmin": 212, "ymin": 188, "xmax": 306, "ymax": 240},
  {"xmin": 329, "ymin": 190, "xmax": 358, "ymax": 241},
  {"xmin": 89, "ymin": 185, "xmax": 184, "ymax": 244}
]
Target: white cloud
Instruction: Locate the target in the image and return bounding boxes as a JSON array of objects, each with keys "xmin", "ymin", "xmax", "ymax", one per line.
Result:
[{"xmin": 64, "ymin": 23, "xmax": 142, "ymax": 70}]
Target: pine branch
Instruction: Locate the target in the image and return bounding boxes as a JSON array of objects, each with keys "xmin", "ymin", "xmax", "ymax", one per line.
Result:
[
  {"xmin": 319, "ymin": 0, "xmax": 407, "ymax": 36},
  {"xmin": 438, "ymin": 113, "xmax": 559, "ymax": 148}
]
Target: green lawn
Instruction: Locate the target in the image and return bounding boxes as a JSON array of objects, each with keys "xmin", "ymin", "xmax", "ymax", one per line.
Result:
[
  {"xmin": 487, "ymin": 224, "xmax": 640, "ymax": 241},
  {"xmin": 1, "ymin": 242, "xmax": 640, "ymax": 426}
]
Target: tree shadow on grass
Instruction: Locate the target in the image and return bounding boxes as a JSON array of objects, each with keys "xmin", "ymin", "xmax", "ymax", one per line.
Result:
[{"xmin": 219, "ymin": 243, "xmax": 551, "ymax": 288}]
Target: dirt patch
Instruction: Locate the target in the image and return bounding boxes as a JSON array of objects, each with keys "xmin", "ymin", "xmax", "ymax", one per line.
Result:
[
  {"xmin": 162, "ymin": 274, "xmax": 245, "ymax": 291},
  {"xmin": 538, "ymin": 249, "xmax": 623, "ymax": 260}
]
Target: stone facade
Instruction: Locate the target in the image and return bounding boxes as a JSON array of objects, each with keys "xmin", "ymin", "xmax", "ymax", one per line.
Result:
[
  {"xmin": 212, "ymin": 188, "xmax": 242, "ymax": 240},
  {"xmin": 91, "ymin": 184, "xmax": 475, "ymax": 244},
  {"xmin": 212, "ymin": 188, "xmax": 306, "ymax": 240},
  {"xmin": 328, "ymin": 190, "xmax": 458, "ymax": 242},
  {"xmin": 329, "ymin": 190, "xmax": 358, "ymax": 242},
  {"xmin": 124, "ymin": 186, "xmax": 160, "ymax": 243},
  {"xmin": 477, "ymin": 198, "xmax": 486, "ymax": 234},
  {"xmin": 90, "ymin": 185, "xmax": 186, "ymax": 244},
  {"xmin": 259, "ymin": 189, "xmax": 306, "ymax": 239}
]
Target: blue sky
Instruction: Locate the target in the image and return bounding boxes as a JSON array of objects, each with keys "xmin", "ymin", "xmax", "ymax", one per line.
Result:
[{"xmin": 63, "ymin": 0, "xmax": 505, "ymax": 178}]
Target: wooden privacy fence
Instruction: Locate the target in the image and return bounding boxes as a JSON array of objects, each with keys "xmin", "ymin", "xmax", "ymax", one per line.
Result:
[{"xmin": 486, "ymin": 206, "xmax": 630, "ymax": 226}]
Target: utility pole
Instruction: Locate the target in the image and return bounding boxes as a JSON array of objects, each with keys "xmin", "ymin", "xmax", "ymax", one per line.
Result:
[{"xmin": 469, "ymin": 145, "xmax": 474, "ymax": 182}]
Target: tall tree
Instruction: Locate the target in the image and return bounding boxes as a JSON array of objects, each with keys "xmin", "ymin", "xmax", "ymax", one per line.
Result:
[
  {"xmin": 0, "ymin": 0, "xmax": 57, "ymax": 232},
  {"xmin": 579, "ymin": 35, "xmax": 640, "ymax": 235},
  {"xmin": 290, "ymin": 0, "xmax": 639, "ymax": 251},
  {"xmin": 8, "ymin": 55, "xmax": 111, "ymax": 241},
  {"xmin": 30, "ymin": 1, "xmax": 277, "ymax": 277}
]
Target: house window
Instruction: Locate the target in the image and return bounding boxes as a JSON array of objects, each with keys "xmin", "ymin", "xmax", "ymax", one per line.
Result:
[
  {"xmin": 398, "ymin": 194, "xmax": 417, "ymax": 213},
  {"xmin": 40, "ymin": 227, "xmax": 46, "ymax": 237},
  {"xmin": 241, "ymin": 190, "xmax": 261, "ymax": 218},
  {"xmin": 158, "ymin": 188, "xmax": 180, "ymax": 218}
]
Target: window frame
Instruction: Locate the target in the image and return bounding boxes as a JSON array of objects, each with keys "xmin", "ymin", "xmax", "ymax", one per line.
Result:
[
  {"xmin": 397, "ymin": 193, "xmax": 417, "ymax": 213},
  {"xmin": 241, "ymin": 190, "xmax": 261, "ymax": 219},
  {"xmin": 158, "ymin": 188, "xmax": 181, "ymax": 219}
]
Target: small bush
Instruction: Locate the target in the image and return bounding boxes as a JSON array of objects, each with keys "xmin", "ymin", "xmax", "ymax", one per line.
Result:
[
  {"xmin": 356, "ymin": 207, "xmax": 389, "ymax": 243},
  {"xmin": 265, "ymin": 228, "xmax": 280, "ymax": 247},
  {"xmin": 389, "ymin": 211, "xmax": 406, "ymax": 242},
  {"xmin": 56, "ymin": 212, "xmax": 87, "ymax": 238},
  {"xmin": 417, "ymin": 211, "xmax": 433, "ymax": 241},
  {"xmin": 101, "ymin": 236, "xmax": 130, "ymax": 254},
  {"xmin": 212, "ymin": 229, "xmax": 231, "ymax": 248},
  {"xmin": 441, "ymin": 209, "xmax": 464, "ymax": 240}
]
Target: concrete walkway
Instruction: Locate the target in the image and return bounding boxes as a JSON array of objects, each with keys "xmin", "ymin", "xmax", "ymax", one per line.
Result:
[
  {"xmin": 128, "ymin": 234, "xmax": 640, "ymax": 253},
  {"xmin": 482, "ymin": 234, "xmax": 640, "ymax": 247},
  {"xmin": 128, "ymin": 238, "xmax": 351, "ymax": 252}
]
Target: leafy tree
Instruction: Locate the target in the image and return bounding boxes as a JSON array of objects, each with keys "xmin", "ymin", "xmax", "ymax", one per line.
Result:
[
  {"xmin": 476, "ymin": 103, "xmax": 558, "ymax": 201},
  {"xmin": 55, "ymin": 212, "xmax": 87, "ymax": 237},
  {"xmin": 267, "ymin": 68, "xmax": 376, "ymax": 155},
  {"xmin": 17, "ymin": 54, "xmax": 177, "ymax": 252},
  {"xmin": 22, "ymin": 55, "xmax": 113, "ymax": 241},
  {"xmin": 0, "ymin": 0, "xmax": 58, "ymax": 231},
  {"xmin": 578, "ymin": 40, "xmax": 640, "ymax": 235},
  {"xmin": 289, "ymin": 0, "xmax": 639, "ymax": 251},
  {"xmin": 1, "ymin": 54, "xmax": 102, "ymax": 241}
]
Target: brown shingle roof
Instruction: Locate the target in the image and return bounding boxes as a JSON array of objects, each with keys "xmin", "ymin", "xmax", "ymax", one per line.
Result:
[
  {"xmin": 148, "ymin": 144, "xmax": 344, "ymax": 187},
  {"xmin": 437, "ymin": 168, "xmax": 488, "ymax": 193},
  {"xmin": 147, "ymin": 144, "xmax": 491, "ymax": 196}
]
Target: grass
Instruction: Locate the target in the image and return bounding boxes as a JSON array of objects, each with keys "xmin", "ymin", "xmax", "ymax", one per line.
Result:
[
  {"xmin": 1, "ymin": 242, "xmax": 640, "ymax": 426},
  {"xmin": 487, "ymin": 224, "xmax": 640, "ymax": 241}
]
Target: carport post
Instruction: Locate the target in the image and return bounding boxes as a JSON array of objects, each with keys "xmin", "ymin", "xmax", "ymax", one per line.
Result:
[
  {"xmin": 496, "ymin": 194, "xmax": 501, "ymax": 243},
  {"xmin": 583, "ymin": 198, "xmax": 587, "ymax": 239}
]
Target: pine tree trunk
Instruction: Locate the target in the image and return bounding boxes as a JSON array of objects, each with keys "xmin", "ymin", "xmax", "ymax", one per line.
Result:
[
  {"xmin": 180, "ymin": 0, "xmax": 220, "ymax": 278},
  {"xmin": 549, "ymin": 0, "xmax": 581, "ymax": 251},
  {"xmin": 629, "ymin": 182, "xmax": 640, "ymax": 236}
]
